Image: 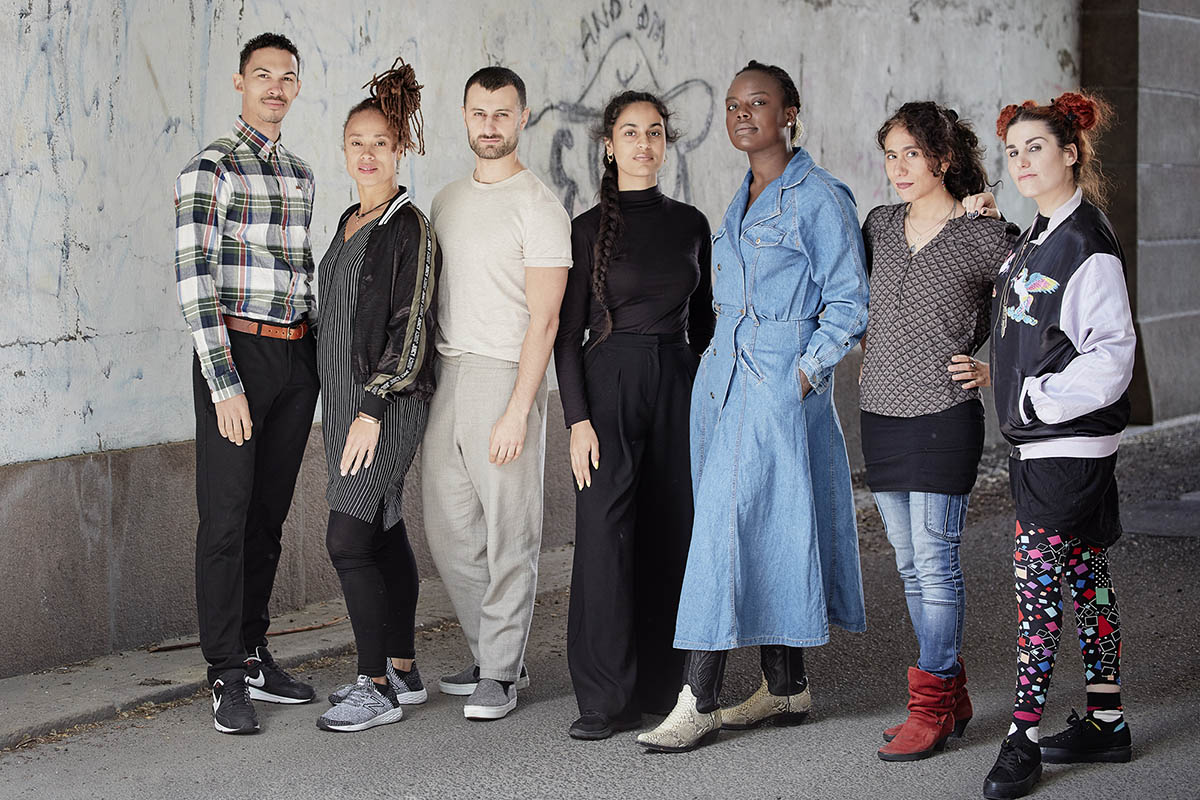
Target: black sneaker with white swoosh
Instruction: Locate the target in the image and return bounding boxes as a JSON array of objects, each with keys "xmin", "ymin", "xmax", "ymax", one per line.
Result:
[
  {"xmin": 244, "ymin": 645, "xmax": 316, "ymax": 704},
  {"xmin": 211, "ymin": 670, "xmax": 259, "ymax": 734}
]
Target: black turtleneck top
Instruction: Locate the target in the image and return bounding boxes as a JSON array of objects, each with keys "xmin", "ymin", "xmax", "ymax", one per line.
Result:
[{"xmin": 554, "ymin": 185, "xmax": 714, "ymax": 427}]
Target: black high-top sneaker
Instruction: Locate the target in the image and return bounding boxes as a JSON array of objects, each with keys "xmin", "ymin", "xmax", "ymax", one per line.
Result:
[
  {"xmin": 211, "ymin": 670, "xmax": 259, "ymax": 734},
  {"xmin": 983, "ymin": 734, "xmax": 1042, "ymax": 799},
  {"xmin": 245, "ymin": 645, "xmax": 315, "ymax": 704},
  {"xmin": 1040, "ymin": 709, "xmax": 1132, "ymax": 763}
]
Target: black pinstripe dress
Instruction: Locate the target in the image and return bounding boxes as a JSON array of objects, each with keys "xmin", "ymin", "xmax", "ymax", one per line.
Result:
[{"xmin": 316, "ymin": 216, "xmax": 428, "ymax": 529}]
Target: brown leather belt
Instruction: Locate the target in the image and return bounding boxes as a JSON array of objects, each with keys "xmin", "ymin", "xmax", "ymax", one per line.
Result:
[{"xmin": 224, "ymin": 315, "xmax": 309, "ymax": 341}]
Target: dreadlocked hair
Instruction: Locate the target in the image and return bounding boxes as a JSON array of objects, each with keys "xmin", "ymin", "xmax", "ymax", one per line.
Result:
[
  {"xmin": 587, "ymin": 90, "xmax": 679, "ymax": 349},
  {"xmin": 345, "ymin": 56, "xmax": 425, "ymax": 155},
  {"xmin": 876, "ymin": 101, "xmax": 991, "ymax": 200},
  {"xmin": 996, "ymin": 91, "xmax": 1114, "ymax": 210},
  {"xmin": 736, "ymin": 60, "xmax": 803, "ymax": 145}
]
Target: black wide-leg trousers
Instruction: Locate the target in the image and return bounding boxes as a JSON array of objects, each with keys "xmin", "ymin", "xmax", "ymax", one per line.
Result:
[
  {"xmin": 567, "ymin": 333, "xmax": 698, "ymax": 719},
  {"xmin": 192, "ymin": 329, "xmax": 319, "ymax": 683}
]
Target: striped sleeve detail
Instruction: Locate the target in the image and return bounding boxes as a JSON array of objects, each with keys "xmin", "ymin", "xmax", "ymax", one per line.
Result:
[{"xmin": 365, "ymin": 208, "xmax": 438, "ymax": 400}]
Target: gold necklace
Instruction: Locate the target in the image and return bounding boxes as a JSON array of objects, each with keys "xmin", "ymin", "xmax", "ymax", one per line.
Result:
[{"xmin": 904, "ymin": 200, "xmax": 957, "ymax": 255}]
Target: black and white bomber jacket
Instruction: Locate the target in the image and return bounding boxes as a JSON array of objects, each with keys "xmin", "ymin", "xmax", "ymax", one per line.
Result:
[{"xmin": 989, "ymin": 189, "xmax": 1136, "ymax": 460}]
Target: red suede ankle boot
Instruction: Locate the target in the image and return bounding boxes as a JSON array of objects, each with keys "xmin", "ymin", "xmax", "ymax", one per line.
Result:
[
  {"xmin": 878, "ymin": 667, "xmax": 956, "ymax": 762},
  {"xmin": 883, "ymin": 656, "xmax": 971, "ymax": 741}
]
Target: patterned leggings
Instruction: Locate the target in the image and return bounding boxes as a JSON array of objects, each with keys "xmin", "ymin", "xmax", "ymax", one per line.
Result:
[{"xmin": 1012, "ymin": 520, "xmax": 1122, "ymax": 725}]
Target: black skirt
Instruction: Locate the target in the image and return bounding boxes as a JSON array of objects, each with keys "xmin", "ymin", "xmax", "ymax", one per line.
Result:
[
  {"xmin": 1008, "ymin": 453, "xmax": 1122, "ymax": 547},
  {"xmin": 861, "ymin": 400, "xmax": 985, "ymax": 496}
]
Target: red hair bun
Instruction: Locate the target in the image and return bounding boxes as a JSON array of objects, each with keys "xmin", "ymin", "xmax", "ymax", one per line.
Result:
[
  {"xmin": 995, "ymin": 100, "xmax": 1039, "ymax": 139},
  {"xmin": 1051, "ymin": 92, "xmax": 1098, "ymax": 131}
]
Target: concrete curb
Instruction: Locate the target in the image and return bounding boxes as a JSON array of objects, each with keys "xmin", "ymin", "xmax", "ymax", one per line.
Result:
[{"xmin": 0, "ymin": 546, "xmax": 574, "ymax": 750}]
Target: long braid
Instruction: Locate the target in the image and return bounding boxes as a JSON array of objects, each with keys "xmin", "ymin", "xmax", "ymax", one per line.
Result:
[
  {"xmin": 589, "ymin": 156, "xmax": 623, "ymax": 347},
  {"xmin": 586, "ymin": 90, "xmax": 679, "ymax": 350},
  {"xmin": 345, "ymin": 56, "xmax": 425, "ymax": 155}
]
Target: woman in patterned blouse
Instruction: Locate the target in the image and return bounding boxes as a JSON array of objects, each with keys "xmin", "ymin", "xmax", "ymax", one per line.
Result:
[{"xmin": 859, "ymin": 101, "xmax": 1018, "ymax": 762}]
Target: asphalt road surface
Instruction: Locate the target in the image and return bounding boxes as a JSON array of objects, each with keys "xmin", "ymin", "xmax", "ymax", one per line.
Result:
[{"xmin": 2, "ymin": 507, "xmax": 1197, "ymax": 800}]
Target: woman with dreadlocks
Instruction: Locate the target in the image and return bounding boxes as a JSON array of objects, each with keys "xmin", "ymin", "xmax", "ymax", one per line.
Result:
[
  {"xmin": 637, "ymin": 61, "xmax": 869, "ymax": 753},
  {"xmin": 315, "ymin": 58, "xmax": 442, "ymax": 733},
  {"xmin": 553, "ymin": 90, "xmax": 714, "ymax": 741}
]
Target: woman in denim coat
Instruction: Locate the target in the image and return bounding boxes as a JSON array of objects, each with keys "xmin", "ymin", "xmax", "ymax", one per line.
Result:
[{"xmin": 638, "ymin": 61, "xmax": 869, "ymax": 753}]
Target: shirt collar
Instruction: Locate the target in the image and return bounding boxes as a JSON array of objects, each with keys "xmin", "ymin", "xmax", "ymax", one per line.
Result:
[
  {"xmin": 1032, "ymin": 187, "xmax": 1083, "ymax": 244},
  {"xmin": 234, "ymin": 116, "xmax": 278, "ymax": 160},
  {"xmin": 780, "ymin": 147, "xmax": 816, "ymax": 189}
]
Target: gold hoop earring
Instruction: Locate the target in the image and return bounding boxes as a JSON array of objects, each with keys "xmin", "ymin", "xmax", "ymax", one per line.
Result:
[{"xmin": 606, "ymin": 152, "xmax": 614, "ymax": 164}]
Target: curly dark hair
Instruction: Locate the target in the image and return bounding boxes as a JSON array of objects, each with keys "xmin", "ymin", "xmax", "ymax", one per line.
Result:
[
  {"xmin": 588, "ymin": 90, "xmax": 679, "ymax": 348},
  {"xmin": 736, "ymin": 60, "xmax": 802, "ymax": 145},
  {"xmin": 239, "ymin": 32, "xmax": 300, "ymax": 76},
  {"xmin": 345, "ymin": 57, "xmax": 425, "ymax": 156},
  {"xmin": 875, "ymin": 101, "xmax": 990, "ymax": 200},
  {"xmin": 996, "ymin": 91, "xmax": 1115, "ymax": 210}
]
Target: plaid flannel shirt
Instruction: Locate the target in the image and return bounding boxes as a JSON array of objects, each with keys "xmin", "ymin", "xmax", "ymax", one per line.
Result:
[{"xmin": 174, "ymin": 116, "xmax": 315, "ymax": 402}]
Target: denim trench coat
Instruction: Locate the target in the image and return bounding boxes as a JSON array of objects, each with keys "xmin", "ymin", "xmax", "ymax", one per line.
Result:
[{"xmin": 673, "ymin": 148, "xmax": 870, "ymax": 650}]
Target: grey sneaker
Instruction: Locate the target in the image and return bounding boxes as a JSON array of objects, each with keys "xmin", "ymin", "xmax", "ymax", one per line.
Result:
[
  {"xmin": 316, "ymin": 676, "xmax": 404, "ymax": 732},
  {"xmin": 463, "ymin": 678, "xmax": 517, "ymax": 720},
  {"xmin": 438, "ymin": 663, "xmax": 530, "ymax": 696},
  {"xmin": 328, "ymin": 661, "xmax": 428, "ymax": 705}
]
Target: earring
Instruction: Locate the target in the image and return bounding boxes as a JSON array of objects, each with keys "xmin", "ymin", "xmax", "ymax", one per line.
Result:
[{"xmin": 606, "ymin": 152, "xmax": 614, "ymax": 164}]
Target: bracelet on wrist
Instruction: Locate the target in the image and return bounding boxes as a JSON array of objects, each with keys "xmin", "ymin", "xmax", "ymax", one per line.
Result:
[{"xmin": 356, "ymin": 412, "xmax": 380, "ymax": 425}]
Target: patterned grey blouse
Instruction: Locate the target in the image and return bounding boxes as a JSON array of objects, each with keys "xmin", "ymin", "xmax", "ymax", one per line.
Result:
[{"xmin": 860, "ymin": 203, "xmax": 1019, "ymax": 417}]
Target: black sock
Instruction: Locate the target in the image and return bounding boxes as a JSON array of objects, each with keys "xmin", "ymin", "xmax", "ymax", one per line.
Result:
[
  {"xmin": 1008, "ymin": 717, "xmax": 1041, "ymax": 750},
  {"xmin": 1086, "ymin": 688, "xmax": 1123, "ymax": 729}
]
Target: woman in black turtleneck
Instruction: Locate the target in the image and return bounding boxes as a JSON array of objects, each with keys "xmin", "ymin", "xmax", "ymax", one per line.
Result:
[{"xmin": 553, "ymin": 90, "xmax": 714, "ymax": 741}]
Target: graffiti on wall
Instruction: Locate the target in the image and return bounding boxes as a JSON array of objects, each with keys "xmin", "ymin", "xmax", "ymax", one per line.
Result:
[{"xmin": 527, "ymin": 3, "xmax": 713, "ymax": 216}]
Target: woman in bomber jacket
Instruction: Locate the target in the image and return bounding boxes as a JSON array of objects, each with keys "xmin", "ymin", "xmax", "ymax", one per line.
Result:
[
  {"xmin": 314, "ymin": 60, "xmax": 442, "ymax": 733},
  {"xmin": 979, "ymin": 92, "xmax": 1136, "ymax": 800}
]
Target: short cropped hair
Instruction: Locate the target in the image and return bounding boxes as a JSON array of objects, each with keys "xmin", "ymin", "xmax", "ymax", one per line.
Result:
[
  {"xmin": 463, "ymin": 66, "xmax": 527, "ymax": 108},
  {"xmin": 239, "ymin": 32, "xmax": 301, "ymax": 77}
]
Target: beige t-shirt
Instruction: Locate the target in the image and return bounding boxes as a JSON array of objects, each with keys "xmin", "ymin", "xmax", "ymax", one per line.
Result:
[{"xmin": 430, "ymin": 169, "xmax": 572, "ymax": 362}]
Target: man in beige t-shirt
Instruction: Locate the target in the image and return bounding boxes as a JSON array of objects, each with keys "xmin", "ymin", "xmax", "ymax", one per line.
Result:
[{"xmin": 422, "ymin": 66, "xmax": 571, "ymax": 721}]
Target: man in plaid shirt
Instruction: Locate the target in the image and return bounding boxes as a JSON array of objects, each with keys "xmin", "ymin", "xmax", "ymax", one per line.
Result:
[{"xmin": 174, "ymin": 32, "xmax": 320, "ymax": 734}]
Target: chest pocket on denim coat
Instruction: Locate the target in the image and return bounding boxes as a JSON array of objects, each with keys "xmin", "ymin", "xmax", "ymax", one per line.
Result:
[{"xmin": 741, "ymin": 222, "xmax": 787, "ymax": 249}]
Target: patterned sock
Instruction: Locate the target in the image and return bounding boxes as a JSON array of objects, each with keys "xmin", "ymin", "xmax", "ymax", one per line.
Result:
[{"xmin": 1086, "ymin": 688, "xmax": 1124, "ymax": 729}]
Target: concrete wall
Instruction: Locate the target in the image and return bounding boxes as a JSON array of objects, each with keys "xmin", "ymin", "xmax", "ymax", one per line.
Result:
[
  {"xmin": 0, "ymin": 0, "xmax": 1079, "ymax": 677},
  {"xmin": 1080, "ymin": 0, "xmax": 1200, "ymax": 424},
  {"xmin": 1134, "ymin": 2, "xmax": 1200, "ymax": 421}
]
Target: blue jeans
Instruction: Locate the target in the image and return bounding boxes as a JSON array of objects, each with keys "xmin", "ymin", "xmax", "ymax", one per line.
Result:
[{"xmin": 873, "ymin": 491, "xmax": 969, "ymax": 678}]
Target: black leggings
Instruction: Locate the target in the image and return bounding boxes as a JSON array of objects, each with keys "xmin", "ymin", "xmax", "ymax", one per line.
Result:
[{"xmin": 326, "ymin": 509, "xmax": 419, "ymax": 676}]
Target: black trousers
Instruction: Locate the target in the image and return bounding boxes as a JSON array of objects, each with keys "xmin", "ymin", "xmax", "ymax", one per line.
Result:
[
  {"xmin": 326, "ymin": 509, "xmax": 420, "ymax": 676},
  {"xmin": 567, "ymin": 333, "xmax": 698, "ymax": 718},
  {"xmin": 193, "ymin": 329, "xmax": 319, "ymax": 683}
]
